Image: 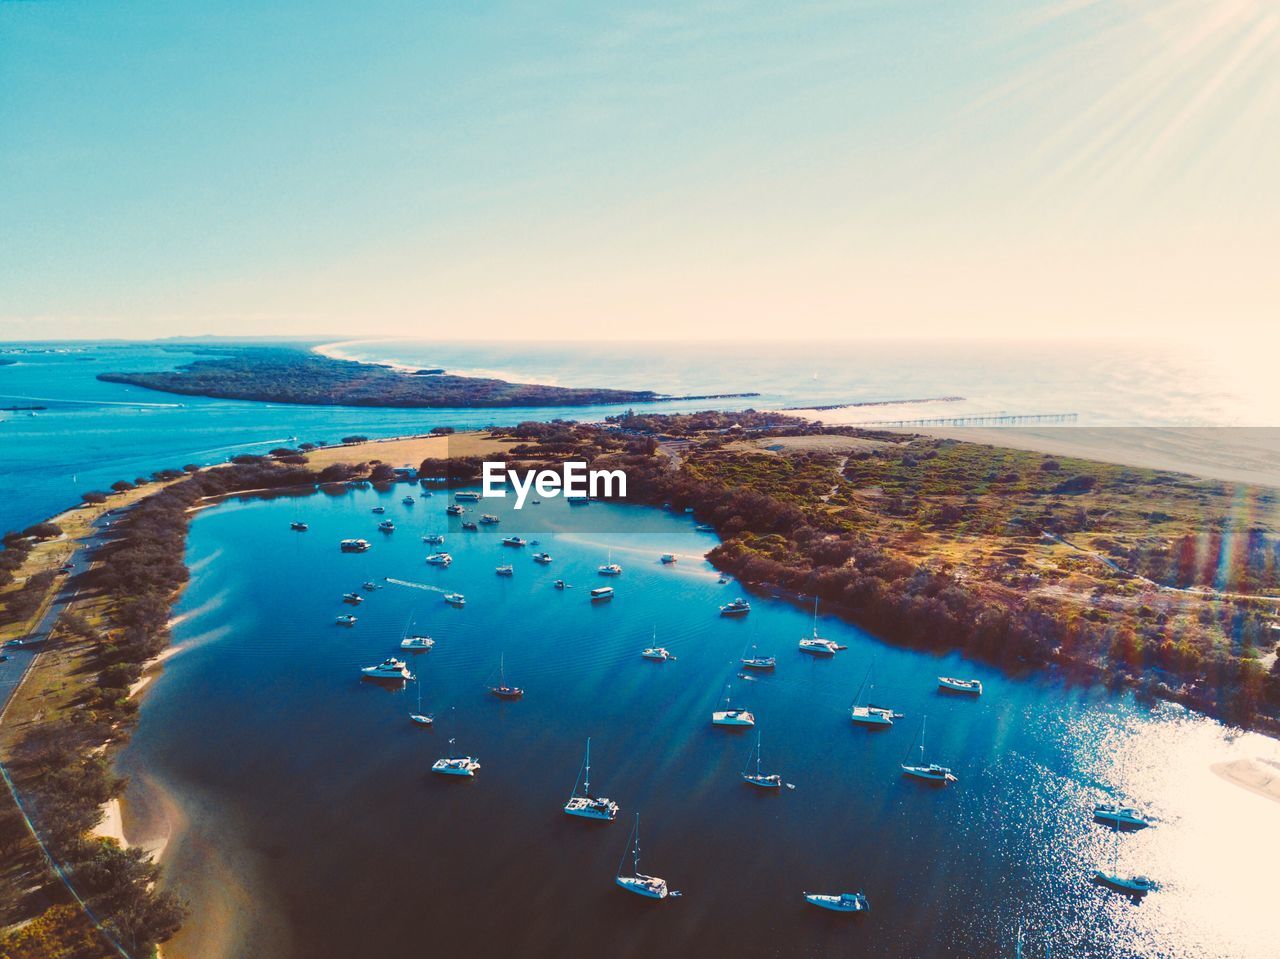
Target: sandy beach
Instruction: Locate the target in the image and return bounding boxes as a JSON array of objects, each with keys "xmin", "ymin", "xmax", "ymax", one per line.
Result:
[{"xmin": 1211, "ymin": 758, "xmax": 1280, "ymax": 805}]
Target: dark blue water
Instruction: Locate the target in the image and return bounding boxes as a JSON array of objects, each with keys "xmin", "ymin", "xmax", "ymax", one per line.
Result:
[{"xmin": 117, "ymin": 486, "xmax": 1279, "ymax": 959}]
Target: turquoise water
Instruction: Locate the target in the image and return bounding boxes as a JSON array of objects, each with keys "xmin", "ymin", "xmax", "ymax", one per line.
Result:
[{"xmin": 117, "ymin": 486, "xmax": 1280, "ymax": 959}]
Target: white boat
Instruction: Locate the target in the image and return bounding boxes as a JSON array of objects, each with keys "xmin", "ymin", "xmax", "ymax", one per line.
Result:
[
  {"xmin": 479, "ymin": 513, "xmax": 501, "ymax": 525},
  {"xmin": 598, "ymin": 563, "xmax": 622, "ymax": 576},
  {"xmin": 422, "ymin": 533, "xmax": 445, "ymax": 544},
  {"xmin": 719, "ymin": 597, "xmax": 750, "ymax": 616},
  {"xmin": 799, "ymin": 637, "xmax": 838, "ymax": 656},
  {"xmin": 400, "ymin": 635, "xmax": 434, "ymax": 651},
  {"xmin": 454, "ymin": 491, "xmax": 480, "ymax": 502},
  {"xmin": 615, "ymin": 815, "xmax": 671, "ymax": 899},
  {"xmin": 901, "ymin": 717, "xmax": 956, "ymax": 783},
  {"xmin": 339, "ymin": 538, "xmax": 371, "ymax": 552},
  {"xmin": 426, "ymin": 552, "xmax": 452, "ymax": 566},
  {"xmin": 335, "ymin": 614, "xmax": 358, "ymax": 626},
  {"xmin": 741, "ymin": 730, "xmax": 782, "ymax": 789},
  {"xmin": 1093, "ymin": 803, "xmax": 1152, "ymax": 830},
  {"xmin": 342, "ymin": 592, "xmax": 363, "ymax": 604},
  {"xmin": 695, "ymin": 523, "xmax": 715, "ymax": 532},
  {"xmin": 378, "ymin": 520, "xmax": 395, "ymax": 532},
  {"xmin": 502, "ymin": 535, "xmax": 528, "ymax": 547},
  {"xmin": 443, "ymin": 592, "xmax": 465, "ymax": 606},
  {"xmin": 849, "ymin": 666, "xmax": 901, "ymax": 727},
  {"xmin": 1094, "ymin": 823, "xmax": 1156, "ymax": 895},
  {"xmin": 740, "ymin": 644, "xmax": 775, "ymax": 670},
  {"xmin": 495, "ymin": 564, "xmax": 514, "ymax": 576},
  {"xmin": 642, "ymin": 647, "xmax": 675, "ymax": 661},
  {"xmin": 938, "ymin": 676, "xmax": 982, "ymax": 695},
  {"xmin": 660, "ymin": 553, "xmax": 677, "ymax": 564},
  {"xmin": 803, "ymin": 892, "xmax": 869, "ymax": 913},
  {"xmin": 590, "ymin": 586, "xmax": 613, "ymax": 602},
  {"xmin": 446, "ymin": 504, "xmax": 463, "ymax": 516},
  {"xmin": 290, "ymin": 521, "xmax": 308, "ymax": 531},
  {"xmin": 361, "ymin": 658, "xmax": 412, "ymax": 680},
  {"xmin": 563, "ymin": 738, "xmax": 619, "ymax": 820},
  {"xmin": 712, "ymin": 684, "xmax": 755, "ymax": 727},
  {"xmin": 402, "ymin": 496, "xmax": 415, "ymax": 505},
  {"xmin": 409, "ymin": 678, "xmax": 434, "ymax": 726},
  {"xmin": 362, "ymin": 581, "xmax": 380, "ymax": 591},
  {"xmin": 432, "ymin": 709, "xmax": 480, "ymax": 776},
  {"xmin": 532, "ymin": 552, "xmax": 552, "ymax": 564},
  {"xmin": 372, "ymin": 506, "xmax": 386, "ymax": 514}
]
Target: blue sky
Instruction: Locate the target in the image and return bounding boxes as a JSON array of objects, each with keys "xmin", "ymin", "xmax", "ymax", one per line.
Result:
[{"xmin": 1, "ymin": 0, "xmax": 1276, "ymax": 341}]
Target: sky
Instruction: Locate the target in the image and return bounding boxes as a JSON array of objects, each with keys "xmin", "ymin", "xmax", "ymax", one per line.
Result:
[{"xmin": 1, "ymin": 0, "xmax": 1277, "ymax": 342}]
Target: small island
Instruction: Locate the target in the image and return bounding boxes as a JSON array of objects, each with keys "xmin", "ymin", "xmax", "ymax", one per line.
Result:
[{"xmin": 97, "ymin": 346, "xmax": 758, "ymax": 409}]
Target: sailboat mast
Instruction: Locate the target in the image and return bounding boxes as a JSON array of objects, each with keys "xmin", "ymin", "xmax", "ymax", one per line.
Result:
[
  {"xmin": 584, "ymin": 738, "xmax": 591, "ymax": 795},
  {"xmin": 756, "ymin": 731, "xmax": 763, "ymax": 775},
  {"xmin": 633, "ymin": 814, "xmax": 642, "ymax": 874},
  {"xmin": 920, "ymin": 715, "xmax": 927, "ymax": 762},
  {"xmin": 812, "ymin": 596, "xmax": 818, "ymax": 637}
]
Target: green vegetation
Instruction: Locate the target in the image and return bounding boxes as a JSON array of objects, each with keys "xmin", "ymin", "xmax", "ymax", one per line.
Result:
[
  {"xmin": 96, "ymin": 346, "xmax": 749, "ymax": 409},
  {"xmin": 490, "ymin": 414, "xmax": 1280, "ymax": 732}
]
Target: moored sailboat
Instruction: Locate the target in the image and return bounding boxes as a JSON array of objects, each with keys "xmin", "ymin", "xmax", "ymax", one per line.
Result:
[
  {"xmin": 741, "ymin": 730, "xmax": 782, "ymax": 789},
  {"xmin": 563, "ymin": 738, "xmax": 619, "ymax": 820},
  {"xmin": 615, "ymin": 814, "xmax": 673, "ymax": 899},
  {"xmin": 849, "ymin": 666, "xmax": 901, "ymax": 727},
  {"xmin": 900, "ymin": 716, "xmax": 956, "ymax": 783}
]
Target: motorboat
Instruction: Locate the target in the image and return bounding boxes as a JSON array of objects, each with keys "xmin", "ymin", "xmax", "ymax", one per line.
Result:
[
  {"xmin": 502, "ymin": 536, "xmax": 528, "ymax": 547},
  {"xmin": 462, "ymin": 520, "xmax": 478, "ymax": 530},
  {"xmin": 290, "ymin": 521, "xmax": 308, "ymax": 531},
  {"xmin": 454, "ymin": 491, "xmax": 480, "ymax": 502},
  {"xmin": 479, "ymin": 514, "xmax": 500, "ymax": 525},
  {"xmin": 335, "ymin": 614, "xmax": 358, "ymax": 626},
  {"xmin": 402, "ymin": 496, "xmax": 415, "ymax": 505},
  {"xmin": 362, "ymin": 581, "xmax": 380, "ymax": 590},
  {"xmin": 938, "ymin": 676, "xmax": 983, "ymax": 695},
  {"xmin": 400, "ymin": 635, "xmax": 435, "ymax": 651},
  {"xmin": 378, "ymin": 520, "xmax": 395, "ymax": 532},
  {"xmin": 563, "ymin": 738, "xmax": 619, "ymax": 820},
  {"xmin": 339, "ymin": 538, "xmax": 371, "ymax": 552},
  {"xmin": 1093, "ymin": 803, "xmax": 1152, "ymax": 830},
  {"xmin": 443, "ymin": 592, "xmax": 466, "ymax": 606},
  {"xmin": 590, "ymin": 587, "xmax": 613, "ymax": 601},
  {"xmin": 533, "ymin": 552, "xmax": 552, "ymax": 564},
  {"xmin": 719, "ymin": 597, "xmax": 751, "ymax": 616},
  {"xmin": 554, "ymin": 580, "xmax": 566, "ymax": 590},
  {"xmin": 446, "ymin": 504, "xmax": 463, "ymax": 516},
  {"xmin": 660, "ymin": 553, "xmax": 677, "ymax": 564},
  {"xmin": 372, "ymin": 506, "xmax": 386, "ymax": 514},
  {"xmin": 495, "ymin": 564, "xmax": 514, "ymax": 576},
  {"xmin": 342, "ymin": 592, "xmax": 363, "ymax": 604},
  {"xmin": 803, "ymin": 892, "xmax": 869, "ymax": 913},
  {"xmin": 422, "ymin": 533, "xmax": 445, "ymax": 544},
  {"xmin": 361, "ymin": 658, "xmax": 412, "ymax": 680},
  {"xmin": 432, "ymin": 753, "xmax": 480, "ymax": 776},
  {"xmin": 426, "ymin": 552, "xmax": 452, "ymax": 566}
]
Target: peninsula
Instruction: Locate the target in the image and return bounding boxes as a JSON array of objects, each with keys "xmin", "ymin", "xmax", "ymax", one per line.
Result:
[{"xmin": 97, "ymin": 346, "xmax": 758, "ymax": 409}]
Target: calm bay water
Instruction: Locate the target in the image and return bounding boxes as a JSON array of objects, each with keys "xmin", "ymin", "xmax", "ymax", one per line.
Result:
[{"xmin": 117, "ymin": 487, "xmax": 1280, "ymax": 959}]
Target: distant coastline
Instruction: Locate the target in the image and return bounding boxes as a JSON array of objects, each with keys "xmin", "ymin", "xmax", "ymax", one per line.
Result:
[{"xmin": 96, "ymin": 344, "xmax": 759, "ymax": 410}]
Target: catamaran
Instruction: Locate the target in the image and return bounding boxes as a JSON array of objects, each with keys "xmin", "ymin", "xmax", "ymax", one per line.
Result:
[
  {"xmin": 1093, "ymin": 802, "xmax": 1152, "ymax": 830},
  {"xmin": 803, "ymin": 891, "xmax": 869, "ymax": 913},
  {"xmin": 849, "ymin": 666, "xmax": 901, "ymax": 727},
  {"xmin": 361, "ymin": 658, "xmax": 412, "ymax": 681},
  {"xmin": 425, "ymin": 552, "xmax": 452, "ymax": 566},
  {"xmin": 938, "ymin": 676, "xmax": 982, "ymax": 695},
  {"xmin": 741, "ymin": 730, "xmax": 782, "ymax": 789},
  {"xmin": 740, "ymin": 644, "xmax": 776, "ymax": 670},
  {"xmin": 712, "ymin": 684, "xmax": 755, "ymax": 726},
  {"xmin": 409, "ymin": 678, "xmax": 434, "ymax": 726},
  {"xmin": 799, "ymin": 597, "xmax": 841, "ymax": 655},
  {"xmin": 615, "ymin": 814, "xmax": 672, "ymax": 899},
  {"xmin": 719, "ymin": 597, "xmax": 751, "ymax": 616},
  {"xmin": 487, "ymin": 653, "xmax": 524, "ymax": 699},
  {"xmin": 400, "ymin": 619, "xmax": 434, "ymax": 651},
  {"xmin": 598, "ymin": 561, "xmax": 623, "ymax": 576},
  {"xmin": 563, "ymin": 738, "xmax": 619, "ymax": 820},
  {"xmin": 901, "ymin": 716, "xmax": 956, "ymax": 783}
]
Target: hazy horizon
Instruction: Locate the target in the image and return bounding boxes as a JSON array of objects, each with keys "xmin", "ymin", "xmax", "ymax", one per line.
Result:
[{"xmin": 2, "ymin": 1, "xmax": 1277, "ymax": 342}]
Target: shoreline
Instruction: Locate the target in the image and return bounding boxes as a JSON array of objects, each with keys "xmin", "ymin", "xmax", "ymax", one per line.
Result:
[{"xmin": 1211, "ymin": 758, "xmax": 1280, "ymax": 805}]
